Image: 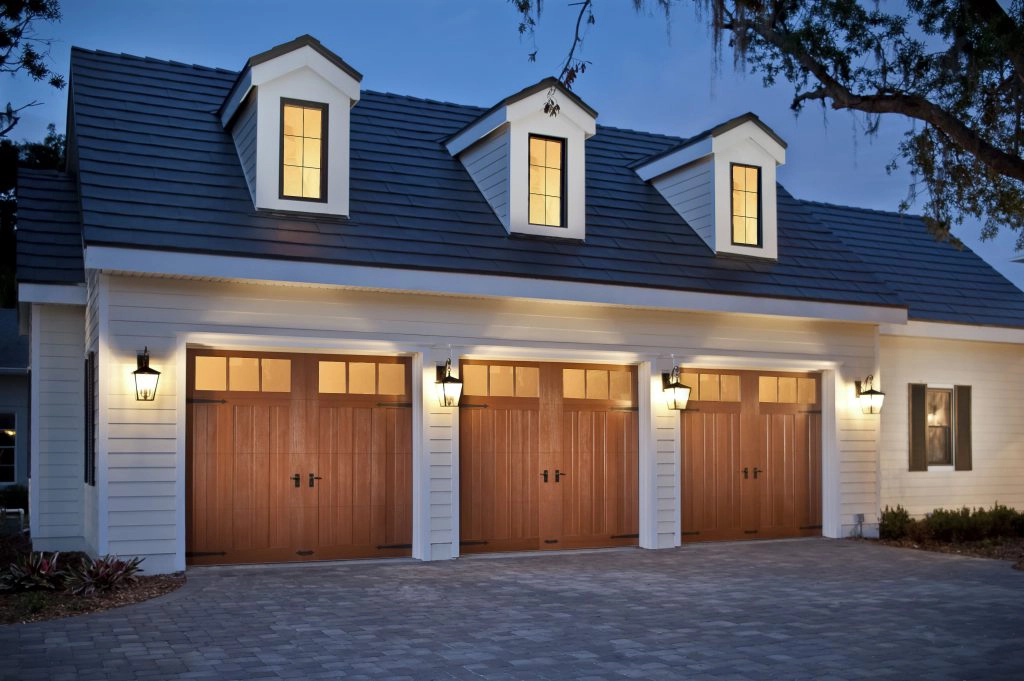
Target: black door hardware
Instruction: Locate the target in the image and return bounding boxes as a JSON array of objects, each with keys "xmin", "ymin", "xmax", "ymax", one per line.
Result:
[
  {"xmin": 376, "ymin": 402, "xmax": 412, "ymax": 408},
  {"xmin": 459, "ymin": 540, "xmax": 489, "ymax": 546},
  {"xmin": 742, "ymin": 467, "xmax": 749, "ymax": 479},
  {"xmin": 309, "ymin": 473, "xmax": 322, "ymax": 488},
  {"xmin": 296, "ymin": 550, "xmax": 314, "ymax": 556},
  {"xmin": 753, "ymin": 467, "xmax": 762, "ymax": 479},
  {"xmin": 291, "ymin": 473, "xmax": 301, "ymax": 488},
  {"xmin": 610, "ymin": 533, "xmax": 639, "ymax": 539},
  {"xmin": 541, "ymin": 469, "xmax": 549, "ymax": 483},
  {"xmin": 185, "ymin": 551, "xmax": 226, "ymax": 558},
  {"xmin": 377, "ymin": 543, "xmax": 413, "ymax": 550},
  {"xmin": 555, "ymin": 469, "xmax": 567, "ymax": 483},
  {"xmin": 187, "ymin": 398, "xmax": 228, "ymax": 404},
  {"xmin": 544, "ymin": 539, "xmax": 559, "ymax": 544}
]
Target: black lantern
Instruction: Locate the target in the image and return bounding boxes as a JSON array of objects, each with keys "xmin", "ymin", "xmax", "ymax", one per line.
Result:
[
  {"xmin": 133, "ymin": 347, "xmax": 161, "ymax": 401},
  {"xmin": 855, "ymin": 374, "xmax": 885, "ymax": 414},
  {"xmin": 661, "ymin": 364, "xmax": 692, "ymax": 411},
  {"xmin": 435, "ymin": 357, "xmax": 463, "ymax": 407}
]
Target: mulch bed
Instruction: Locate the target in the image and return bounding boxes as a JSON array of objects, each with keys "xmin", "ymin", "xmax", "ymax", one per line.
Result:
[
  {"xmin": 0, "ymin": 574, "xmax": 185, "ymax": 625},
  {"xmin": 869, "ymin": 536, "xmax": 1024, "ymax": 570}
]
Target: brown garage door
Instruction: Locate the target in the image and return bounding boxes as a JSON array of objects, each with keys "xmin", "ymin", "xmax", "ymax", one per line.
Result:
[
  {"xmin": 459, "ymin": 361, "xmax": 638, "ymax": 553},
  {"xmin": 681, "ymin": 370, "xmax": 821, "ymax": 542},
  {"xmin": 186, "ymin": 350, "xmax": 412, "ymax": 565}
]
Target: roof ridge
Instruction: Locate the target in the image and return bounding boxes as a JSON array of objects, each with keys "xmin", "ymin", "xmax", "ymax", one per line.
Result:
[{"xmin": 71, "ymin": 46, "xmax": 237, "ymax": 75}]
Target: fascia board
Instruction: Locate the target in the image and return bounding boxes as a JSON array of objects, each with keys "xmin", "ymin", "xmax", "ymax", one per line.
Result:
[
  {"xmin": 86, "ymin": 245, "xmax": 908, "ymax": 325},
  {"xmin": 18, "ymin": 283, "xmax": 87, "ymax": 306},
  {"xmin": 446, "ymin": 108, "xmax": 509, "ymax": 156},
  {"xmin": 251, "ymin": 46, "xmax": 361, "ymax": 103},
  {"xmin": 634, "ymin": 138, "xmax": 713, "ymax": 181},
  {"xmin": 713, "ymin": 122, "xmax": 786, "ymax": 165},
  {"xmin": 506, "ymin": 91, "xmax": 596, "ymax": 137},
  {"xmin": 880, "ymin": 320, "xmax": 1024, "ymax": 344}
]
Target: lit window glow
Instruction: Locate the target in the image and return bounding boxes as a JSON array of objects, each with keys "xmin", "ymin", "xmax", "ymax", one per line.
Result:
[
  {"xmin": 731, "ymin": 164, "xmax": 760, "ymax": 246},
  {"xmin": 282, "ymin": 102, "xmax": 324, "ymax": 200},
  {"xmin": 528, "ymin": 135, "xmax": 564, "ymax": 227}
]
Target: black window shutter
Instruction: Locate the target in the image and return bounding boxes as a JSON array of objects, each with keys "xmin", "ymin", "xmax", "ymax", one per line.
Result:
[
  {"xmin": 954, "ymin": 385, "xmax": 972, "ymax": 471},
  {"xmin": 908, "ymin": 383, "xmax": 927, "ymax": 472},
  {"xmin": 84, "ymin": 352, "xmax": 96, "ymax": 486}
]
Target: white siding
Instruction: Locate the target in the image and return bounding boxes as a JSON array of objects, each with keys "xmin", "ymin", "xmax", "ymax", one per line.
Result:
[
  {"xmin": 99, "ymin": 274, "xmax": 881, "ymax": 571},
  {"xmin": 879, "ymin": 335, "xmax": 1024, "ymax": 514},
  {"xmin": 231, "ymin": 96, "xmax": 258, "ymax": 201},
  {"xmin": 651, "ymin": 158, "xmax": 714, "ymax": 249},
  {"xmin": 459, "ymin": 131, "xmax": 510, "ymax": 229},
  {"xmin": 30, "ymin": 303, "xmax": 86, "ymax": 550}
]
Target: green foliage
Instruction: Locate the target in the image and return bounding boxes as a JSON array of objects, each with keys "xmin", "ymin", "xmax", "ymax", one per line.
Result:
[
  {"xmin": 0, "ymin": 551, "xmax": 65, "ymax": 591},
  {"xmin": 879, "ymin": 503, "xmax": 1024, "ymax": 543},
  {"xmin": 699, "ymin": 0, "xmax": 1024, "ymax": 249},
  {"xmin": 879, "ymin": 505, "xmax": 913, "ymax": 540},
  {"xmin": 64, "ymin": 555, "xmax": 144, "ymax": 596},
  {"xmin": 0, "ymin": 0, "xmax": 65, "ymax": 137}
]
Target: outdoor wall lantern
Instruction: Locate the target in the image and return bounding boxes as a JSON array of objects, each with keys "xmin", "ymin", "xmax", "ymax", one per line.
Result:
[
  {"xmin": 435, "ymin": 356, "xmax": 463, "ymax": 408},
  {"xmin": 133, "ymin": 347, "xmax": 161, "ymax": 401},
  {"xmin": 855, "ymin": 374, "xmax": 885, "ymax": 415},
  {"xmin": 661, "ymin": 362, "xmax": 692, "ymax": 411}
]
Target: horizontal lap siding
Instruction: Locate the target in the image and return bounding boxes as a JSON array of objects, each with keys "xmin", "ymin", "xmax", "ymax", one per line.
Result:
[
  {"xmin": 879, "ymin": 335, "xmax": 1024, "ymax": 514},
  {"xmin": 103, "ymin": 275, "xmax": 879, "ymax": 570},
  {"xmin": 32, "ymin": 304, "xmax": 85, "ymax": 546}
]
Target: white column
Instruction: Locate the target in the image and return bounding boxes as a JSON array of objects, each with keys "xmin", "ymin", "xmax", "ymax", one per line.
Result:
[{"xmin": 415, "ymin": 346, "xmax": 459, "ymax": 561}]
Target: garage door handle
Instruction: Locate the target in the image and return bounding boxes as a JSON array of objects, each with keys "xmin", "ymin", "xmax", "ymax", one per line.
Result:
[
  {"xmin": 541, "ymin": 469, "xmax": 549, "ymax": 483},
  {"xmin": 753, "ymin": 467, "xmax": 762, "ymax": 479},
  {"xmin": 555, "ymin": 469, "xmax": 567, "ymax": 483},
  {"xmin": 290, "ymin": 473, "xmax": 301, "ymax": 488},
  {"xmin": 742, "ymin": 467, "xmax": 749, "ymax": 479},
  {"xmin": 309, "ymin": 473, "xmax": 322, "ymax": 488}
]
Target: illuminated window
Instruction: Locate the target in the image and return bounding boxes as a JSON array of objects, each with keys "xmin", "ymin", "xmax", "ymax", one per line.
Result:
[
  {"xmin": 528, "ymin": 135, "xmax": 565, "ymax": 227},
  {"xmin": 926, "ymin": 388, "xmax": 952, "ymax": 465},
  {"xmin": 731, "ymin": 164, "xmax": 761, "ymax": 246},
  {"xmin": 0, "ymin": 413, "xmax": 14, "ymax": 483},
  {"xmin": 281, "ymin": 100, "xmax": 326, "ymax": 201}
]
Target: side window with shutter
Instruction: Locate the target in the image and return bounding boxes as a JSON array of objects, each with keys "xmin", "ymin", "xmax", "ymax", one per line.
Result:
[{"xmin": 908, "ymin": 383, "xmax": 971, "ymax": 472}]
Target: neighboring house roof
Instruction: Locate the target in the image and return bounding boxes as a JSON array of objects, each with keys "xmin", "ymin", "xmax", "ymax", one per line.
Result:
[
  {"xmin": 0, "ymin": 309, "xmax": 29, "ymax": 372},
  {"xmin": 14, "ymin": 46, "xmax": 1024, "ymax": 329},
  {"xmin": 807, "ymin": 202, "xmax": 1024, "ymax": 328},
  {"xmin": 16, "ymin": 168, "xmax": 84, "ymax": 284}
]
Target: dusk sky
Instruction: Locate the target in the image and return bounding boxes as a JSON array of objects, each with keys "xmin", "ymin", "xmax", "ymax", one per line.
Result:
[{"xmin": 8, "ymin": 0, "xmax": 1023, "ymax": 289}]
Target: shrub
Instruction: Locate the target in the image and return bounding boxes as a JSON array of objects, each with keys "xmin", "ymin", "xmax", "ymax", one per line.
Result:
[
  {"xmin": 0, "ymin": 552, "xmax": 66, "ymax": 592},
  {"xmin": 64, "ymin": 555, "xmax": 144, "ymax": 595},
  {"xmin": 879, "ymin": 505, "xmax": 912, "ymax": 540}
]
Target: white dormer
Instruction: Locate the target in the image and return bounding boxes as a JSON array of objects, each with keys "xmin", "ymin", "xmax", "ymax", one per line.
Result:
[
  {"xmin": 220, "ymin": 35, "xmax": 362, "ymax": 217},
  {"xmin": 634, "ymin": 113, "xmax": 787, "ymax": 260},
  {"xmin": 446, "ymin": 78, "xmax": 597, "ymax": 241}
]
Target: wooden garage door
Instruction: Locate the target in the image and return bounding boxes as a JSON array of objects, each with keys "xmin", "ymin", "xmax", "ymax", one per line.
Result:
[
  {"xmin": 681, "ymin": 370, "xmax": 821, "ymax": 542},
  {"xmin": 459, "ymin": 361, "xmax": 638, "ymax": 553},
  {"xmin": 186, "ymin": 351, "xmax": 412, "ymax": 565}
]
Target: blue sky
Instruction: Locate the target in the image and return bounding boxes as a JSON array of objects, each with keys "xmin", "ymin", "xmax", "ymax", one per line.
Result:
[{"xmin": 7, "ymin": 0, "xmax": 1023, "ymax": 288}]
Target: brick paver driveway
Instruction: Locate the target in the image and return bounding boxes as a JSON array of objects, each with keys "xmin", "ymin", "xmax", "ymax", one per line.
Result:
[{"xmin": 2, "ymin": 539, "xmax": 1022, "ymax": 680}]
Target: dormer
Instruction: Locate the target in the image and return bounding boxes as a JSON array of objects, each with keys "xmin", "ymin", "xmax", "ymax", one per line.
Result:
[
  {"xmin": 446, "ymin": 78, "xmax": 597, "ymax": 241},
  {"xmin": 634, "ymin": 113, "xmax": 786, "ymax": 260},
  {"xmin": 220, "ymin": 35, "xmax": 362, "ymax": 217}
]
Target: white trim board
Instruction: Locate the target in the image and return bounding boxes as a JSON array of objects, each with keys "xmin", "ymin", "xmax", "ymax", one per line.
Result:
[
  {"xmin": 85, "ymin": 246, "xmax": 907, "ymax": 326},
  {"xmin": 880, "ymin": 320, "xmax": 1024, "ymax": 345},
  {"xmin": 19, "ymin": 283, "xmax": 87, "ymax": 305}
]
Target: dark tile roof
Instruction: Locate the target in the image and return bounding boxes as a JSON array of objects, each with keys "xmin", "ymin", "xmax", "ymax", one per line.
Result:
[
  {"xmin": 15, "ymin": 47, "xmax": 1024, "ymax": 328},
  {"xmin": 16, "ymin": 168, "xmax": 83, "ymax": 284},
  {"xmin": 0, "ymin": 309, "xmax": 29, "ymax": 371},
  {"xmin": 806, "ymin": 201, "xmax": 1024, "ymax": 328}
]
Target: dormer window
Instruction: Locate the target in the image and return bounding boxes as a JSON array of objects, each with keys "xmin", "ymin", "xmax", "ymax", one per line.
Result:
[
  {"xmin": 528, "ymin": 135, "xmax": 565, "ymax": 228},
  {"xmin": 281, "ymin": 100, "xmax": 327, "ymax": 201},
  {"xmin": 730, "ymin": 164, "xmax": 761, "ymax": 247}
]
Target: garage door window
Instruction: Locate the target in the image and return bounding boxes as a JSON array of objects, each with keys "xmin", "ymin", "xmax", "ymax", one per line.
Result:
[
  {"xmin": 680, "ymin": 372, "xmax": 741, "ymax": 402},
  {"xmin": 317, "ymin": 360, "xmax": 406, "ymax": 396}
]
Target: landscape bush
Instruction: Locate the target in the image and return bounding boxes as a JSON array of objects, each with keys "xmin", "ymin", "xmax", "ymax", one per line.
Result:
[
  {"xmin": 65, "ymin": 555, "xmax": 144, "ymax": 595},
  {"xmin": 0, "ymin": 552, "xmax": 66, "ymax": 591},
  {"xmin": 878, "ymin": 504, "xmax": 1024, "ymax": 543}
]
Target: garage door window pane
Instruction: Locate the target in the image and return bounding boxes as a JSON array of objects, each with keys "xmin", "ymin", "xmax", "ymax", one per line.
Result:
[
  {"xmin": 349, "ymin": 363, "xmax": 376, "ymax": 394},
  {"xmin": 319, "ymin": 361, "xmax": 346, "ymax": 394},
  {"xmin": 515, "ymin": 366, "xmax": 539, "ymax": 398},
  {"xmin": 720, "ymin": 374, "xmax": 741, "ymax": 402},
  {"xmin": 563, "ymin": 369, "xmax": 585, "ymax": 399},
  {"xmin": 261, "ymin": 359, "xmax": 291, "ymax": 393},
  {"xmin": 609, "ymin": 371, "xmax": 632, "ymax": 401},
  {"xmin": 797, "ymin": 378, "xmax": 817, "ymax": 404},
  {"xmin": 489, "ymin": 365, "xmax": 514, "ymax": 397},
  {"xmin": 462, "ymin": 365, "xmax": 488, "ymax": 396},
  {"xmin": 195, "ymin": 356, "xmax": 227, "ymax": 391},
  {"xmin": 378, "ymin": 363, "xmax": 405, "ymax": 395},
  {"xmin": 759, "ymin": 376, "xmax": 778, "ymax": 403},
  {"xmin": 586, "ymin": 370, "xmax": 608, "ymax": 400},
  {"xmin": 229, "ymin": 357, "xmax": 260, "ymax": 392},
  {"xmin": 778, "ymin": 377, "xmax": 797, "ymax": 403},
  {"xmin": 699, "ymin": 374, "xmax": 720, "ymax": 401}
]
